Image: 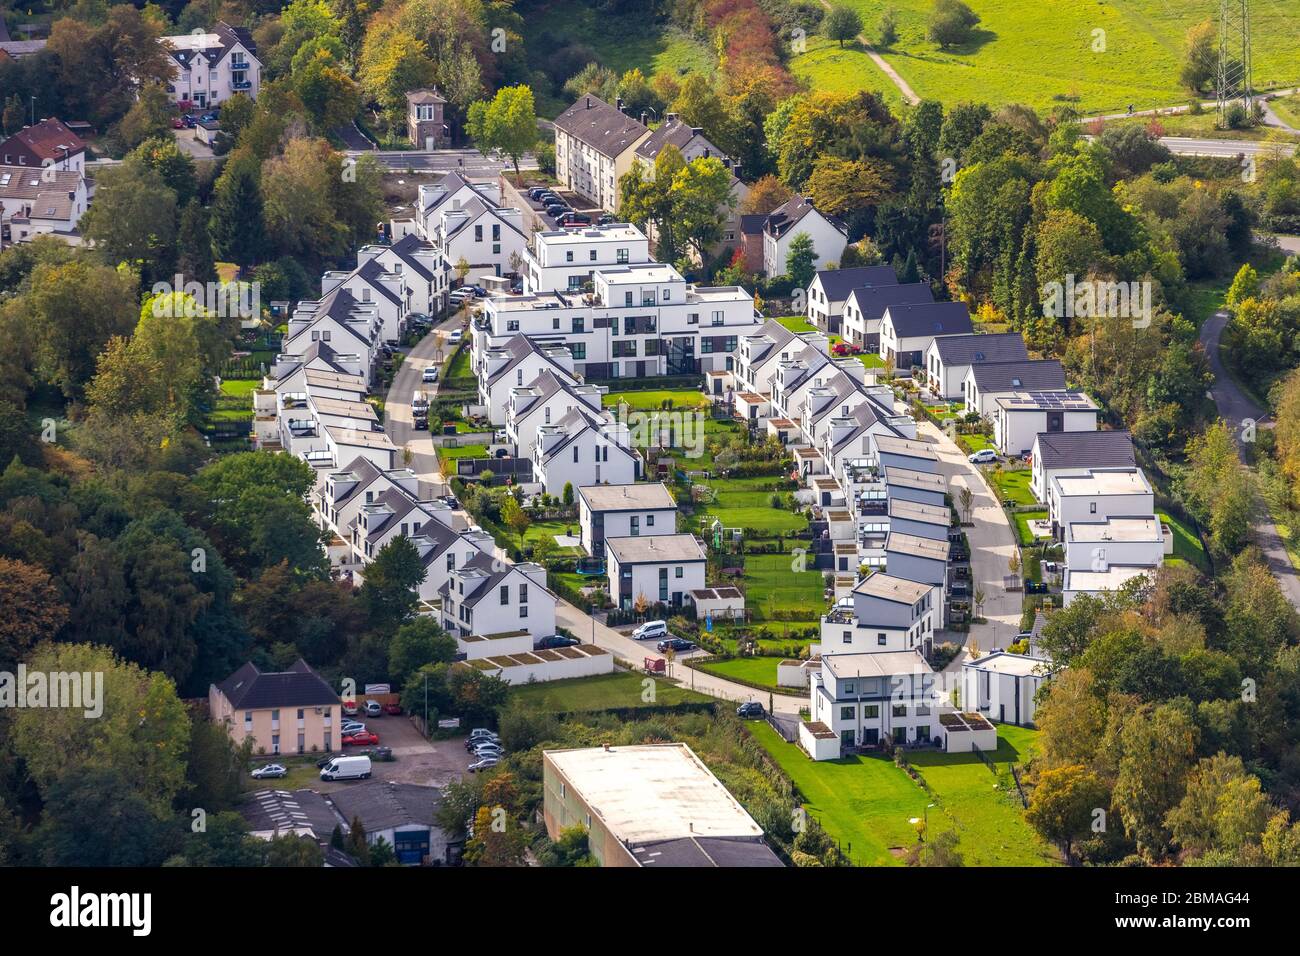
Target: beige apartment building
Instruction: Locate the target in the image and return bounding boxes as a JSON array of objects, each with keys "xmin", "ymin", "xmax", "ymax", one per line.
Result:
[{"xmin": 209, "ymin": 659, "xmax": 342, "ymax": 756}]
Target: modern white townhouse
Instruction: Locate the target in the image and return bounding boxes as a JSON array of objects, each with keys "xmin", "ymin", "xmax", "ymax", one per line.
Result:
[
  {"xmin": 1047, "ymin": 467, "xmax": 1155, "ymax": 538},
  {"xmin": 923, "ymin": 332, "xmax": 1029, "ymax": 401},
  {"xmin": 962, "ymin": 359, "xmax": 1067, "ymax": 421},
  {"xmin": 734, "ymin": 320, "xmax": 831, "ymax": 397},
  {"xmin": 505, "ymin": 369, "xmax": 606, "ymax": 456},
  {"xmin": 441, "ymin": 552, "xmax": 558, "ymax": 642},
  {"xmin": 523, "ymin": 223, "xmax": 652, "ymax": 294},
  {"xmin": 806, "ymin": 649, "xmax": 946, "ymax": 754},
  {"xmin": 320, "ymin": 258, "xmax": 406, "ymax": 346},
  {"xmin": 161, "ymin": 22, "xmax": 260, "ymax": 108},
  {"xmin": 805, "ymin": 265, "xmax": 898, "ymax": 335},
  {"xmin": 883, "ymin": 466, "xmax": 947, "ymax": 509},
  {"xmin": 0, "ymin": 164, "xmax": 88, "ymax": 244},
  {"xmin": 578, "ymin": 483, "xmax": 677, "ymax": 558},
  {"xmin": 885, "ymin": 532, "xmax": 950, "ymax": 593},
  {"xmin": 822, "ymin": 397, "xmax": 914, "ymax": 479},
  {"xmin": 961, "ymin": 651, "xmax": 1054, "ymax": 727},
  {"xmin": 842, "ymin": 283, "xmax": 935, "ymax": 351},
  {"xmin": 1064, "ymin": 515, "xmax": 1167, "ymax": 574},
  {"xmin": 553, "ymin": 94, "xmax": 650, "ymax": 213},
  {"xmin": 887, "ymin": 498, "xmax": 951, "ymax": 541},
  {"xmin": 1030, "ymin": 429, "xmax": 1136, "ymax": 503},
  {"xmin": 533, "ymin": 406, "xmax": 640, "ymax": 494},
  {"xmin": 761, "ymin": 195, "xmax": 847, "ymax": 277},
  {"xmin": 770, "ymin": 351, "xmax": 872, "ymax": 427},
  {"xmin": 416, "ymin": 172, "xmax": 502, "ymax": 240},
  {"xmin": 430, "ymin": 194, "xmax": 528, "ymax": 285},
  {"xmin": 281, "ymin": 287, "xmax": 385, "ymax": 388},
  {"xmin": 475, "ymin": 335, "xmax": 578, "ymax": 424},
  {"xmin": 356, "ymin": 234, "xmax": 444, "ymax": 316},
  {"xmin": 993, "ymin": 390, "xmax": 1099, "ymax": 456},
  {"xmin": 606, "ymin": 533, "xmax": 707, "ymax": 611},
  {"xmin": 878, "ymin": 301, "xmax": 973, "ymax": 371},
  {"xmin": 819, "ymin": 573, "xmax": 941, "ymax": 657}
]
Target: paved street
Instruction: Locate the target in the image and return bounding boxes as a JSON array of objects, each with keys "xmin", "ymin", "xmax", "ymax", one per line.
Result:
[
  {"xmin": 916, "ymin": 422, "xmax": 1022, "ymax": 654},
  {"xmin": 553, "ymin": 600, "xmax": 805, "ymax": 714},
  {"xmin": 1159, "ymin": 135, "xmax": 1295, "ymax": 159},
  {"xmin": 383, "ymin": 312, "xmax": 468, "ymax": 481}
]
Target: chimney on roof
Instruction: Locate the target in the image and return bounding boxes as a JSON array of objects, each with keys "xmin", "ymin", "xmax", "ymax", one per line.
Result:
[
  {"xmin": 585, "ymin": 97, "xmax": 592, "ymax": 109},
  {"xmin": 666, "ymin": 112, "xmax": 678, "ymax": 122},
  {"xmin": 732, "ymin": 161, "xmax": 742, "ymax": 180},
  {"xmin": 615, "ymin": 96, "xmax": 624, "ymax": 112},
  {"xmin": 640, "ymin": 111, "xmax": 647, "ymax": 126}
]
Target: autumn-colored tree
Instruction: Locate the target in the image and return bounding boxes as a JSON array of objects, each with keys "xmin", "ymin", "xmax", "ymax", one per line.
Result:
[
  {"xmin": 805, "ymin": 157, "xmax": 895, "ymax": 218},
  {"xmin": 464, "ymin": 804, "xmax": 528, "ymax": 866},
  {"xmin": 1026, "ymin": 764, "xmax": 1110, "ymax": 863},
  {"xmin": 0, "ymin": 559, "xmax": 69, "ymax": 668},
  {"xmin": 741, "ymin": 174, "xmax": 793, "ymax": 215}
]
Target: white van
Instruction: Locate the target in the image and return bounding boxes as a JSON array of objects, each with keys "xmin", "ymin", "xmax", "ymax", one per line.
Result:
[
  {"xmin": 632, "ymin": 620, "xmax": 667, "ymax": 641},
  {"xmin": 320, "ymin": 755, "xmax": 372, "ymax": 782}
]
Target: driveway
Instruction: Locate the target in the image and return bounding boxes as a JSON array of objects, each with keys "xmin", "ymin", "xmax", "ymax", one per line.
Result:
[
  {"xmin": 916, "ymin": 422, "xmax": 1022, "ymax": 653},
  {"xmin": 361, "ymin": 716, "xmax": 469, "ymax": 788},
  {"xmin": 553, "ymin": 599, "xmax": 805, "ymax": 713},
  {"xmin": 383, "ymin": 312, "xmax": 469, "ymax": 481}
]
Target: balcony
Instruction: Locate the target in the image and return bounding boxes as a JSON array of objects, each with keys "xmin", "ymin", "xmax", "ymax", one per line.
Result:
[{"xmin": 232, "ymin": 80, "xmax": 252, "ymax": 91}]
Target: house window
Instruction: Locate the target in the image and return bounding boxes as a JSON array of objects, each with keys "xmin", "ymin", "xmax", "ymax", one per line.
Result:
[
  {"xmin": 520, "ymin": 583, "xmax": 528, "ymax": 603},
  {"xmin": 500, "ymin": 585, "xmax": 509, "ymax": 605},
  {"xmin": 447, "ymin": 552, "xmax": 456, "ymax": 571},
  {"xmin": 475, "ymin": 225, "xmax": 483, "ymax": 241},
  {"xmin": 243, "ymin": 711, "xmax": 253, "ymax": 732},
  {"xmin": 646, "ymin": 515, "xmax": 654, "ymax": 527},
  {"xmin": 566, "ymin": 251, "xmax": 574, "ymax": 262},
  {"xmin": 864, "ymin": 704, "xmax": 879, "ymax": 718},
  {"xmin": 840, "ymin": 706, "xmax": 854, "ymax": 720},
  {"xmin": 590, "ymin": 250, "xmax": 597, "ymax": 261},
  {"xmin": 843, "ymin": 631, "xmax": 852, "ymax": 644},
  {"xmin": 624, "ymin": 291, "xmax": 634, "ymax": 306},
  {"xmin": 675, "ymin": 567, "xmax": 683, "ymax": 578},
  {"xmin": 659, "ymin": 568, "xmax": 668, "ymax": 602},
  {"xmin": 878, "ymin": 632, "xmax": 887, "ymax": 646},
  {"xmin": 843, "ymin": 682, "xmax": 855, "ymax": 694},
  {"xmin": 631, "ymin": 517, "xmax": 640, "ymax": 535},
  {"xmin": 617, "ymin": 248, "xmax": 629, "ymax": 264},
  {"xmin": 687, "ymin": 313, "xmax": 699, "ymax": 325}
]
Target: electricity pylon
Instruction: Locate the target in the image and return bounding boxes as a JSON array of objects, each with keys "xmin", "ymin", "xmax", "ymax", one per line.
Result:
[{"xmin": 1216, "ymin": 0, "xmax": 1254, "ymax": 125}]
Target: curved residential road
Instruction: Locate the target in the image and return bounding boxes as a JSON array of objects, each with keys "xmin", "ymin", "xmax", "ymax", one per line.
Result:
[
  {"xmin": 384, "ymin": 313, "xmax": 468, "ymax": 481},
  {"xmin": 554, "ymin": 600, "xmax": 805, "ymax": 714},
  {"xmin": 916, "ymin": 422, "xmax": 1022, "ymax": 654},
  {"xmin": 1199, "ymin": 310, "xmax": 1300, "ymax": 609}
]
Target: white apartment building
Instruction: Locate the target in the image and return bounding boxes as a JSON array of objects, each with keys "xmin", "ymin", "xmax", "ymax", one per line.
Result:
[
  {"xmin": 356, "ymin": 234, "xmax": 444, "ymax": 317},
  {"xmin": 475, "ymin": 336, "xmax": 578, "ymax": 424},
  {"xmin": 505, "ymin": 369, "xmax": 606, "ymax": 456},
  {"xmin": 808, "ymin": 650, "xmax": 942, "ymax": 752},
  {"xmin": 524, "ymin": 224, "xmax": 651, "ymax": 294},
  {"xmin": 441, "ymin": 553, "xmax": 557, "ymax": 642},
  {"xmin": 819, "ymin": 573, "xmax": 941, "ymax": 657},
  {"xmin": 1063, "ymin": 515, "xmax": 1167, "ymax": 573},
  {"xmin": 1047, "ymin": 467, "xmax": 1155, "ymax": 537},
  {"xmin": 161, "ymin": 22, "xmax": 261, "ymax": 108},
  {"xmin": 1030, "ymin": 430, "xmax": 1136, "ymax": 503},
  {"xmin": 320, "ymin": 258, "xmax": 406, "ymax": 346},
  {"xmin": 961, "ymin": 652, "xmax": 1054, "ymax": 727},
  {"xmin": 993, "ymin": 390, "xmax": 1099, "ymax": 456}
]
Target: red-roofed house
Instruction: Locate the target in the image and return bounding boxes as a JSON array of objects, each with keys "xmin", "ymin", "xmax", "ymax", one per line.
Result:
[{"xmin": 0, "ymin": 118, "xmax": 87, "ymax": 174}]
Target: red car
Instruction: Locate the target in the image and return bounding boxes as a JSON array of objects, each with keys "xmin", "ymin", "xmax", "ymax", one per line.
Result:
[
  {"xmin": 172, "ymin": 117, "xmax": 186, "ymax": 129},
  {"xmin": 383, "ymin": 702, "xmax": 402, "ymax": 715},
  {"xmin": 342, "ymin": 731, "xmax": 379, "ymax": 746}
]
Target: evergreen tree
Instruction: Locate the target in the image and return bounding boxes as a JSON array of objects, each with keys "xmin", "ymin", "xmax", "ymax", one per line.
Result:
[
  {"xmin": 177, "ymin": 200, "xmax": 216, "ymax": 284},
  {"xmin": 210, "ymin": 155, "xmax": 264, "ymax": 269}
]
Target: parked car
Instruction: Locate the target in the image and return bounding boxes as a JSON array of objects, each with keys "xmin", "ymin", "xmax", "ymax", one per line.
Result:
[
  {"xmin": 535, "ymin": 634, "xmax": 581, "ymax": 650},
  {"xmin": 466, "ymin": 733, "xmax": 500, "ymax": 751},
  {"xmin": 632, "ymin": 620, "xmax": 668, "ymax": 641},
  {"xmin": 469, "ymin": 285, "xmax": 488, "ymax": 297},
  {"xmin": 736, "ymin": 701, "xmax": 765, "ymax": 719},
  {"xmin": 342, "ymin": 730, "xmax": 379, "ymax": 746},
  {"xmin": 831, "ymin": 342, "xmax": 859, "ymax": 356},
  {"xmin": 383, "ymin": 702, "xmax": 402, "ymax": 715},
  {"xmin": 597, "ymin": 213, "xmax": 616, "ymax": 225},
  {"xmin": 250, "ymin": 763, "xmax": 287, "ymax": 779},
  {"xmin": 316, "ymin": 753, "xmax": 346, "ymax": 768},
  {"xmin": 448, "ymin": 329, "xmax": 464, "ymax": 343},
  {"xmin": 468, "ymin": 756, "xmax": 499, "ymax": 773},
  {"xmin": 527, "ymin": 186, "xmax": 549, "ymax": 200},
  {"xmin": 558, "ymin": 212, "xmax": 591, "ymax": 227},
  {"xmin": 657, "ymin": 638, "xmax": 696, "ymax": 654},
  {"xmin": 968, "ymin": 448, "xmax": 997, "ymax": 464},
  {"xmin": 422, "ymin": 366, "xmax": 439, "ymax": 383},
  {"xmin": 365, "ymin": 700, "xmax": 383, "ymax": 717},
  {"xmin": 472, "ymin": 744, "xmax": 504, "ymax": 758},
  {"xmin": 320, "ymin": 755, "xmax": 371, "ymax": 781},
  {"xmin": 341, "ymin": 720, "xmax": 365, "ymax": 734}
]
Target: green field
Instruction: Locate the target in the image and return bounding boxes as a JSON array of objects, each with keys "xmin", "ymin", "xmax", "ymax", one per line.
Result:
[
  {"xmin": 507, "ymin": 672, "xmax": 713, "ymax": 712},
  {"xmin": 695, "ymin": 655, "xmax": 784, "ymax": 689},
  {"xmin": 792, "ymin": 0, "xmax": 1300, "ymax": 114},
  {"xmin": 751, "ymin": 721, "xmax": 1059, "ymax": 866},
  {"xmin": 739, "ymin": 553, "xmax": 826, "ymax": 618},
  {"xmin": 1157, "ymin": 510, "xmax": 1208, "ymax": 572},
  {"xmin": 437, "ymin": 443, "xmax": 489, "ymax": 476},
  {"xmin": 1014, "ymin": 510, "xmax": 1049, "ymax": 546}
]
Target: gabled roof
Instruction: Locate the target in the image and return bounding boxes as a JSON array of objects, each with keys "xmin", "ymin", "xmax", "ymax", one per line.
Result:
[
  {"xmin": 538, "ymin": 407, "xmax": 634, "ymax": 464},
  {"xmin": 634, "ymin": 117, "xmax": 727, "ymax": 164},
  {"xmin": 968, "ymin": 359, "xmax": 1066, "ymax": 394},
  {"xmin": 443, "ymin": 196, "xmax": 526, "ymax": 241},
  {"xmin": 510, "ymin": 368, "xmax": 591, "ymax": 424},
  {"xmin": 406, "ymin": 88, "xmax": 446, "ymax": 105},
  {"xmin": 845, "ymin": 282, "xmax": 934, "ymax": 322},
  {"xmin": 812, "ymin": 265, "xmax": 898, "ymax": 302},
  {"xmin": 162, "ymin": 20, "xmax": 256, "ymax": 67},
  {"xmin": 487, "ymin": 335, "xmax": 573, "ymax": 388},
  {"xmin": 216, "ymin": 659, "xmax": 339, "ymax": 710},
  {"xmin": 831, "ymin": 398, "xmax": 903, "ymax": 452},
  {"xmin": 328, "ymin": 781, "xmax": 443, "ymax": 833},
  {"xmin": 554, "ymin": 94, "xmax": 648, "ymax": 158},
  {"xmin": 1033, "ymin": 430, "xmax": 1135, "ymax": 471},
  {"xmin": 0, "ymin": 118, "xmax": 86, "ymax": 162},
  {"xmin": 385, "ymin": 233, "xmax": 437, "ymax": 281},
  {"xmin": 353, "ymin": 258, "xmax": 403, "ymax": 307},
  {"xmin": 883, "ymin": 302, "xmax": 973, "ymax": 339},
  {"xmin": 764, "ymin": 195, "xmax": 846, "ymax": 239},
  {"xmin": 931, "ymin": 332, "xmax": 1028, "ymax": 366}
]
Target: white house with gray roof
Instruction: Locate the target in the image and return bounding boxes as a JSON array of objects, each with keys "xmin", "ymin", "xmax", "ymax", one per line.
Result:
[
  {"xmin": 532, "ymin": 406, "xmax": 639, "ymax": 496},
  {"xmin": 923, "ymin": 332, "xmax": 1029, "ymax": 400},
  {"xmin": 878, "ymin": 301, "xmax": 973, "ymax": 371},
  {"xmin": 606, "ymin": 533, "xmax": 707, "ymax": 610},
  {"xmin": 841, "ymin": 282, "xmax": 935, "ymax": 350},
  {"xmin": 1030, "ymin": 429, "xmax": 1135, "ymax": 503},
  {"xmin": 805, "ymin": 265, "xmax": 897, "ymax": 335},
  {"xmin": 962, "ymin": 359, "xmax": 1067, "ymax": 420},
  {"xmin": 994, "ymin": 390, "xmax": 1099, "ymax": 456},
  {"xmin": 161, "ymin": 21, "xmax": 260, "ymax": 108},
  {"xmin": 762, "ymin": 195, "xmax": 847, "ymax": 277},
  {"xmin": 579, "ymin": 482, "xmax": 677, "ymax": 558},
  {"xmin": 819, "ymin": 572, "xmax": 942, "ymax": 657}
]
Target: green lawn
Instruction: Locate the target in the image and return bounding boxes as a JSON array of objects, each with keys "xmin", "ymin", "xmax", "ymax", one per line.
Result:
[
  {"xmin": 219, "ymin": 378, "xmax": 259, "ymax": 399},
  {"xmin": 602, "ymin": 389, "xmax": 710, "ymax": 411},
  {"xmin": 739, "ymin": 553, "xmax": 826, "ymax": 619},
  {"xmin": 957, "ymin": 432, "xmax": 995, "ymax": 455},
  {"xmin": 695, "ymin": 655, "xmax": 785, "ymax": 689},
  {"xmin": 1272, "ymin": 94, "xmax": 1300, "ymax": 130},
  {"xmin": 1157, "ymin": 510, "xmax": 1208, "ymax": 572},
  {"xmin": 443, "ymin": 345, "xmax": 475, "ymax": 392},
  {"xmin": 772, "ymin": 315, "xmax": 885, "ymax": 367},
  {"xmin": 522, "ymin": 519, "xmax": 584, "ymax": 556},
  {"xmin": 989, "ymin": 468, "xmax": 1036, "ymax": 505},
  {"xmin": 792, "ymin": 36, "xmax": 906, "ymax": 109},
  {"xmin": 1013, "ymin": 510, "xmax": 1049, "ymax": 546},
  {"xmin": 793, "ymin": 0, "xmax": 1300, "ymax": 114},
  {"xmin": 752, "ymin": 721, "xmax": 1059, "ymax": 867},
  {"xmin": 437, "ymin": 443, "xmax": 489, "ymax": 476},
  {"xmin": 508, "ymin": 672, "xmax": 713, "ymax": 712}
]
